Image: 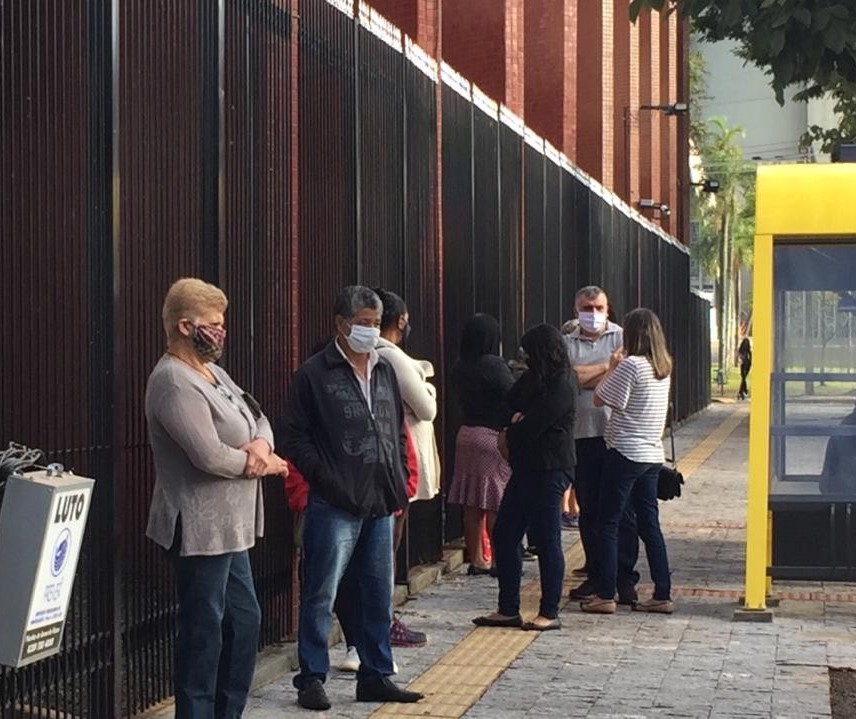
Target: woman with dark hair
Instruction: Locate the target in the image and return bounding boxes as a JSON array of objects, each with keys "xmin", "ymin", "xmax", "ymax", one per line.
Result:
[
  {"xmin": 448, "ymin": 314, "xmax": 515, "ymax": 575},
  {"xmin": 372, "ymin": 288, "xmax": 439, "ymax": 648},
  {"xmin": 473, "ymin": 324, "xmax": 577, "ymax": 631},
  {"xmin": 582, "ymin": 308, "xmax": 674, "ymax": 615}
]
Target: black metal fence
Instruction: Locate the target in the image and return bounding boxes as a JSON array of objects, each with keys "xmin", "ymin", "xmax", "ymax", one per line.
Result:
[{"xmin": 0, "ymin": 0, "xmax": 710, "ymax": 716}]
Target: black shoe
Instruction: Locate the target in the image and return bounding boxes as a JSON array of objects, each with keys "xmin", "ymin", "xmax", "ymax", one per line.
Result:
[
  {"xmin": 467, "ymin": 564, "xmax": 491, "ymax": 576},
  {"xmin": 568, "ymin": 579, "xmax": 597, "ymax": 601},
  {"xmin": 297, "ymin": 679, "xmax": 331, "ymax": 711},
  {"xmin": 618, "ymin": 585, "xmax": 639, "ymax": 606},
  {"xmin": 356, "ymin": 676, "xmax": 424, "ymax": 703}
]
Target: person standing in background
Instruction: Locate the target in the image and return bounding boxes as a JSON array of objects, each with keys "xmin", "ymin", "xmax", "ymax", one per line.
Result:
[
  {"xmin": 565, "ymin": 286, "xmax": 640, "ymax": 606},
  {"xmin": 374, "ymin": 288, "xmax": 439, "ymax": 648},
  {"xmin": 448, "ymin": 314, "xmax": 515, "ymax": 576},
  {"xmin": 737, "ymin": 336, "xmax": 752, "ymax": 400},
  {"xmin": 473, "ymin": 324, "xmax": 577, "ymax": 631},
  {"xmin": 581, "ymin": 308, "xmax": 674, "ymax": 615}
]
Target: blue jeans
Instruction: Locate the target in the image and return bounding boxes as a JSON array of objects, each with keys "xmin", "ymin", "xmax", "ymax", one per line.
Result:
[
  {"xmin": 574, "ymin": 437, "xmax": 639, "ymax": 590},
  {"xmin": 596, "ymin": 449, "xmax": 671, "ymax": 601},
  {"xmin": 172, "ymin": 550, "xmax": 261, "ymax": 719},
  {"xmin": 493, "ymin": 469, "xmax": 572, "ymax": 619},
  {"xmin": 294, "ymin": 495, "xmax": 394, "ymax": 689}
]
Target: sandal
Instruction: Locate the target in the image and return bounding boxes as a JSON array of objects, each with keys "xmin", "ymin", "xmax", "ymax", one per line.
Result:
[{"xmin": 472, "ymin": 614, "xmax": 523, "ymax": 628}]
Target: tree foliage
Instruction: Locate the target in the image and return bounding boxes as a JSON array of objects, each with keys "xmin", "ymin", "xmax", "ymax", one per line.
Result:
[
  {"xmin": 629, "ymin": 1, "xmax": 856, "ymax": 106},
  {"xmin": 801, "ymin": 79, "xmax": 856, "ymax": 155}
]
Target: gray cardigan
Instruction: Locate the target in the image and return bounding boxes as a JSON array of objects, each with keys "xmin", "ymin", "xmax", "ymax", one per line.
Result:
[{"xmin": 145, "ymin": 355, "xmax": 274, "ymax": 556}]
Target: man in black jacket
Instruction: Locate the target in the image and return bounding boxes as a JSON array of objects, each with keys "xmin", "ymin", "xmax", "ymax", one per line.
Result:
[{"xmin": 282, "ymin": 286, "xmax": 423, "ymax": 711}]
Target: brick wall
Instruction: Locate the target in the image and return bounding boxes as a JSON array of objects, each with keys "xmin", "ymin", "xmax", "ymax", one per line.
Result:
[
  {"xmin": 361, "ymin": 0, "xmax": 688, "ymax": 240},
  {"xmin": 563, "ymin": 0, "xmax": 578, "ymax": 160},
  {"xmin": 369, "ymin": 0, "xmax": 417, "ymax": 38},
  {"xmin": 601, "ymin": 0, "xmax": 614, "ymax": 189},
  {"xmin": 667, "ymin": 11, "xmax": 680, "ymax": 238},
  {"xmin": 659, "ymin": 12, "xmax": 673, "ymax": 233},
  {"xmin": 505, "ymin": 0, "xmax": 525, "ymax": 116},
  {"xmin": 576, "ymin": 0, "xmax": 604, "ymax": 181},
  {"xmin": 628, "ymin": 16, "xmax": 640, "ymax": 203},
  {"xmin": 442, "ymin": 0, "xmax": 507, "ymax": 104},
  {"xmin": 638, "ymin": 11, "xmax": 652, "ymax": 201},
  {"xmin": 649, "ymin": 12, "xmax": 662, "ymax": 206},
  {"xmin": 612, "ymin": 1, "xmax": 630, "ymax": 197},
  {"xmin": 524, "ymin": 0, "xmax": 565, "ymax": 149}
]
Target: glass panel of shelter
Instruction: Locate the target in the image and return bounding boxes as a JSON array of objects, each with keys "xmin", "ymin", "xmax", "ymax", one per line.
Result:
[{"xmin": 771, "ymin": 240, "xmax": 856, "ymax": 500}]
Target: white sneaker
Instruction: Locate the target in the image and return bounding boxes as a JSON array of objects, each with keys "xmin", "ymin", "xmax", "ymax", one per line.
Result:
[
  {"xmin": 339, "ymin": 646, "xmax": 360, "ymax": 672},
  {"xmin": 338, "ymin": 645, "xmax": 399, "ymax": 674}
]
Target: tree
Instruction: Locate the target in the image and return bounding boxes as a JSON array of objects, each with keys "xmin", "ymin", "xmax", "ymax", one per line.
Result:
[
  {"xmin": 630, "ymin": 1, "xmax": 856, "ymax": 152},
  {"xmin": 694, "ymin": 116, "xmax": 755, "ymax": 375},
  {"xmin": 630, "ymin": 1, "xmax": 856, "ymax": 101},
  {"xmin": 802, "ymin": 79, "xmax": 856, "ymax": 156}
]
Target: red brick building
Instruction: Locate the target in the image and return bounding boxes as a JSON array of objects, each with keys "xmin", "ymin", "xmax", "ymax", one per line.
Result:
[{"xmin": 369, "ymin": 0, "xmax": 690, "ymax": 242}]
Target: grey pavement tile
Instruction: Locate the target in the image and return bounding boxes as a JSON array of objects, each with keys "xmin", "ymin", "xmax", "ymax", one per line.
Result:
[{"xmin": 246, "ymin": 407, "xmax": 851, "ymax": 719}]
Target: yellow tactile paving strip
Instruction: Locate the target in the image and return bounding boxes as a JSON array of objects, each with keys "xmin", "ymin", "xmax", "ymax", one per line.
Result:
[
  {"xmin": 372, "ymin": 541, "xmax": 586, "ymax": 719},
  {"xmin": 371, "ymin": 407, "xmax": 746, "ymax": 719},
  {"xmin": 675, "ymin": 406, "xmax": 747, "ymax": 479}
]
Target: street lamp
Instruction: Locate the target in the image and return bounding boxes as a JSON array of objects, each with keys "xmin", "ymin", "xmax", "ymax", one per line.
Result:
[
  {"xmin": 638, "ymin": 199, "xmax": 671, "ymax": 216},
  {"xmin": 640, "ymin": 102, "xmax": 688, "ymax": 116},
  {"xmin": 690, "ymin": 178, "xmax": 721, "ymax": 193}
]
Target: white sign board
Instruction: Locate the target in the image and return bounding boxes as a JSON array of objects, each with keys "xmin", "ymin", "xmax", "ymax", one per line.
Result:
[{"xmin": 0, "ymin": 471, "xmax": 95, "ymax": 667}]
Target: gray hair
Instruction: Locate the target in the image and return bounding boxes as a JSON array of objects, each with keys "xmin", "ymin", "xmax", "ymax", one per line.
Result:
[
  {"xmin": 575, "ymin": 285, "xmax": 607, "ymax": 304},
  {"xmin": 333, "ymin": 285, "xmax": 382, "ymax": 319}
]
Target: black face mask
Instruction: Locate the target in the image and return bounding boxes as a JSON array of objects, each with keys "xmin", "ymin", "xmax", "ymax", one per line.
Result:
[{"xmin": 402, "ymin": 322, "xmax": 412, "ymax": 344}]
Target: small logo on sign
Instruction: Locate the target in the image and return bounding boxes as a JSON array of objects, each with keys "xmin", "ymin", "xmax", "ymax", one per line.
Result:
[{"xmin": 51, "ymin": 528, "xmax": 71, "ymax": 577}]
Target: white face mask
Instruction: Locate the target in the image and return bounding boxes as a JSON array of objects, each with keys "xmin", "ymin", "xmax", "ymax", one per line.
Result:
[
  {"xmin": 345, "ymin": 324, "xmax": 380, "ymax": 353},
  {"xmin": 578, "ymin": 311, "xmax": 607, "ymax": 334}
]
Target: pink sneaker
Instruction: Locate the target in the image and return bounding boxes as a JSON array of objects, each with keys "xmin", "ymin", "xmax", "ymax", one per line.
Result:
[{"xmin": 390, "ymin": 617, "xmax": 427, "ymax": 647}]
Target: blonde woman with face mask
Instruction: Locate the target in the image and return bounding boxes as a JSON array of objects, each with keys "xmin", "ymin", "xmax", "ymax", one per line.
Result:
[{"xmin": 145, "ymin": 277, "xmax": 287, "ymax": 719}]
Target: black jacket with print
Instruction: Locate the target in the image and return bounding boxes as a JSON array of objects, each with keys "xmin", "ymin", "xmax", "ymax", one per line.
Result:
[{"xmin": 280, "ymin": 341, "xmax": 409, "ymax": 517}]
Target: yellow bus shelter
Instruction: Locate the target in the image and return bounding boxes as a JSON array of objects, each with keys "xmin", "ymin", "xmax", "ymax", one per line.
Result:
[{"xmin": 742, "ymin": 163, "xmax": 856, "ymax": 620}]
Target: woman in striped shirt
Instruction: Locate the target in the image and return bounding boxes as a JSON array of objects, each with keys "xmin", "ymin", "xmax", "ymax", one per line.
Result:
[{"xmin": 581, "ymin": 308, "xmax": 674, "ymax": 615}]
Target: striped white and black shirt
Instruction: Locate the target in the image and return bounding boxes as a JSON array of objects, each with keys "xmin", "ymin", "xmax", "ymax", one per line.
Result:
[{"xmin": 595, "ymin": 355, "xmax": 670, "ymax": 464}]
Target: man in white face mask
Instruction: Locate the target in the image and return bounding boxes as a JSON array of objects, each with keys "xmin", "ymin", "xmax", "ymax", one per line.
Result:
[
  {"xmin": 282, "ymin": 285, "xmax": 423, "ymax": 711},
  {"xmin": 564, "ymin": 286, "xmax": 640, "ymax": 605}
]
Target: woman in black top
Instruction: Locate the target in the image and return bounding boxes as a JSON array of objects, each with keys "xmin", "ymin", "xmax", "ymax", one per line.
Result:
[
  {"xmin": 737, "ymin": 336, "xmax": 752, "ymax": 400},
  {"xmin": 448, "ymin": 314, "xmax": 515, "ymax": 575},
  {"xmin": 473, "ymin": 324, "xmax": 577, "ymax": 630}
]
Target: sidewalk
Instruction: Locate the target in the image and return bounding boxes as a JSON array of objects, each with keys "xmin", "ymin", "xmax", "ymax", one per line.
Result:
[{"xmin": 246, "ymin": 403, "xmax": 856, "ymax": 718}]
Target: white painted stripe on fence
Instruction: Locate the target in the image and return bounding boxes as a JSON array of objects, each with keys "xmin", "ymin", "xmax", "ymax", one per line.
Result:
[
  {"xmin": 472, "ymin": 85, "xmax": 498, "ymax": 118},
  {"xmin": 545, "ymin": 141, "xmax": 561, "ymax": 165},
  {"xmin": 499, "ymin": 105, "xmax": 525, "ymax": 134},
  {"xmin": 404, "ymin": 37, "xmax": 437, "ymax": 81},
  {"xmin": 359, "ymin": 3, "xmax": 402, "ymax": 51},
  {"xmin": 440, "ymin": 62, "xmax": 470, "ymax": 99},
  {"xmin": 325, "ymin": 0, "xmax": 353, "ymax": 17},
  {"xmin": 524, "ymin": 127, "xmax": 543, "ymax": 152}
]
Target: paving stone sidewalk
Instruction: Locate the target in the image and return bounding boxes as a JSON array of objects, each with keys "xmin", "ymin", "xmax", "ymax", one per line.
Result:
[{"xmin": 246, "ymin": 403, "xmax": 856, "ymax": 718}]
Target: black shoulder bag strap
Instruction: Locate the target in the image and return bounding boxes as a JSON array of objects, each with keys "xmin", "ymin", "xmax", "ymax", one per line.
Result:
[{"xmin": 666, "ymin": 401, "xmax": 677, "ymax": 467}]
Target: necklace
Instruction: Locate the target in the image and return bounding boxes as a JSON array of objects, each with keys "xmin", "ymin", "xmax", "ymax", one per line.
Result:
[{"xmin": 165, "ymin": 351, "xmax": 216, "ymax": 383}]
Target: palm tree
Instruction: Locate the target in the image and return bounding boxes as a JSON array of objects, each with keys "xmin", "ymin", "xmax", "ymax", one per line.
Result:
[{"xmin": 691, "ymin": 116, "xmax": 754, "ymax": 378}]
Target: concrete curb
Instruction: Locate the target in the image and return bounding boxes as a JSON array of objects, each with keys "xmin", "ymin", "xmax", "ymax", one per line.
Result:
[{"xmin": 141, "ymin": 546, "xmax": 466, "ymax": 718}]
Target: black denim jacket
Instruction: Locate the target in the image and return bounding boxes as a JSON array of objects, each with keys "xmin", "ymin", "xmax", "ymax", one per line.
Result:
[{"xmin": 280, "ymin": 342, "xmax": 408, "ymax": 517}]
